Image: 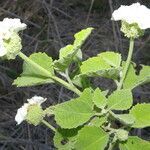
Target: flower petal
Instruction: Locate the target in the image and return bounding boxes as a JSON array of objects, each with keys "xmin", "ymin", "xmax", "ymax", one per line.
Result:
[
  {"xmin": 27, "ymin": 96, "xmax": 47, "ymax": 105},
  {"xmin": 15, "ymin": 103, "xmax": 29, "ymax": 125},
  {"xmin": 112, "ymin": 3, "xmax": 150, "ymax": 29}
]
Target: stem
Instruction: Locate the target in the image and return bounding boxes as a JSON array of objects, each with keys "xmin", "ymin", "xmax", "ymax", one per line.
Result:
[
  {"xmin": 18, "ymin": 52, "xmax": 81, "ymax": 96},
  {"xmin": 118, "ymin": 38, "xmax": 134, "ymax": 90},
  {"xmin": 42, "ymin": 120, "xmax": 56, "ymax": 132},
  {"xmin": 65, "ymin": 68, "xmax": 74, "ymax": 86}
]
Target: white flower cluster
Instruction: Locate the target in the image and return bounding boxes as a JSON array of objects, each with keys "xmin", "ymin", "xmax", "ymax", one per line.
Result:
[
  {"xmin": 15, "ymin": 96, "xmax": 46, "ymax": 125},
  {"xmin": 112, "ymin": 3, "xmax": 150, "ymax": 30},
  {"xmin": 0, "ymin": 18, "xmax": 26, "ymax": 57}
]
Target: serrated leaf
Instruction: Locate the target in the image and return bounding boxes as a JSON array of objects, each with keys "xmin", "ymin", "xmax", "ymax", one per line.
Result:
[
  {"xmin": 75, "ymin": 126, "xmax": 109, "ymax": 150},
  {"xmin": 13, "ymin": 52, "xmax": 54, "ymax": 87},
  {"xmin": 119, "ymin": 136, "xmax": 150, "ymax": 150},
  {"xmin": 112, "ymin": 113, "xmax": 135, "ymax": 126},
  {"xmin": 54, "ymin": 89, "xmax": 94, "ymax": 129},
  {"xmin": 80, "ymin": 52, "xmax": 121, "ymax": 79},
  {"xmin": 54, "ymin": 28, "xmax": 93, "ymax": 71},
  {"xmin": 107, "ymin": 89, "xmax": 133, "ymax": 110},
  {"xmin": 123, "ymin": 63, "xmax": 150, "ymax": 89},
  {"xmin": 54, "ymin": 128, "xmax": 78, "ymax": 150},
  {"xmin": 89, "ymin": 116, "xmax": 107, "ymax": 127},
  {"xmin": 130, "ymin": 103, "xmax": 150, "ymax": 128},
  {"xmin": 98, "ymin": 52, "xmax": 121, "ymax": 67},
  {"xmin": 93, "ymin": 88, "xmax": 107, "ymax": 109}
]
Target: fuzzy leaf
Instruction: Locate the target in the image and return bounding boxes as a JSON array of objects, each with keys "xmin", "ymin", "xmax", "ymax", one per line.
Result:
[
  {"xmin": 54, "ymin": 45, "xmax": 81, "ymax": 71},
  {"xmin": 93, "ymin": 88, "xmax": 107, "ymax": 109},
  {"xmin": 130, "ymin": 103, "xmax": 150, "ymax": 128},
  {"xmin": 123, "ymin": 64, "xmax": 150, "ymax": 89},
  {"xmin": 75, "ymin": 126, "xmax": 109, "ymax": 150},
  {"xmin": 107, "ymin": 89, "xmax": 133, "ymax": 110},
  {"xmin": 13, "ymin": 76, "xmax": 53, "ymax": 87},
  {"xmin": 89, "ymin": 116, "xmax": 107, "ymax": 127},
  {"xmin": 80, "ymin": 52, "xmax": 121, "ymax": 79},
  {"xmin": 98, "ymin": 51, "xmax": 121, "ymax": 67},
  {"xmin": 54, "ymin": 128, "xmax": 78, "ymax": 150},
  {"xmin": 54, "ymin": 89, "xmax": 94, "ymax": 129},
  {"xmin": 54, "ymin": 28, "xmax": 93, "ymax": 71},
  {"xmin": 112, "ymin": 114, "xmax": 135, "ymax": 126},
  {"xmin": 119, "ymin": 136, "xmax": 150, "ymax": 150},
  {"xmin": 73, "ymin": 27, "xmax": 94, "ymax": 48},
  {"xmin": 13, "ymin": 52, "xmax": 54, "ymax": 87}
]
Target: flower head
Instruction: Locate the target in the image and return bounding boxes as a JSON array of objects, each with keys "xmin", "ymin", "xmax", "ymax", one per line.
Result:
[
  {"xmin": 0, "ymin": 18, "xmax": 26, "ymax": 59},
  {"xmin": 112, "ymin": 3, "xmax": 150, "ymax": 30},
  {"xmin": 15, "ymin": 96, "xmax": 46, "ymax": 125}
]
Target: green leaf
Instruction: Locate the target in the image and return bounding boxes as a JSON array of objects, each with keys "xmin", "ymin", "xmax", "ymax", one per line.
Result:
[
  {"xmin": 93, "ymin": 88, "xmax": 107, "ymax": 109},
  {"xmin": 54, "ymin": 28, "xmax": 93, "ymax": 71},
  {"xmin": 107, "ymin": 89, "xmax": 133, "ymax": 110},
  {"xmin": 130, "ymin": 103, "xmax": 150, "ymax": 128},
  {"xmin": 54, "ymin": 89, "xmax": 94, "ymax": 129},
  {"xmin": 80, "ymin": 52, "xmax": 121, "ymax": 79},
  {"xmin": 54, "ymin": 128, "xmax": 78, "ymax": 150},
  {"xmin": 119, "ymin": 136, "xmax": 150, "ymax": 150},
  {"xmin": 75, "ymin": 126, "xmax": 109, "ymax": 150},
  {"xmin": 112, "ymin": 113, "xmax": 135, "ymax": 126},
  {"xmin": 73, "ymin": 27, "xmax": 94, "ymax": 48},
  {"xmin": 72, "ymin": 74, "xmax": 90, "ymax": 88},
  {"xmin": 89, "ymin": 116, "xmax": 107, "ymax": 127},
  {"xmin": 123, "ymin": 63, "xmax": 150, "ymax": 89},
  {"xmin": 13, "ymin": 76, "xmax": 53, "ymax": 87},
  {"xmin": 98, "ymin": 51, "xmax": 121, "ymax": 67},
  {"xmin": 54, "ymin": 45, "xmax": 78, "ymax": 71},
  {"xmin": 13, "ymin": 52, "xmax": 54, "ymax": 87}
]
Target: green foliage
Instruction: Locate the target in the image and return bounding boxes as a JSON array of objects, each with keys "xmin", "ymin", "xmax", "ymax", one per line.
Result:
[
  {"xmin": 54, "ymin": 89, "xmax": 94, "ymax": 129},
  {"xmin": 107, "ymin": 89, "xmax": 133, "ymax": 110},
  {"xmin": 123, "ymin": 63, "xmax": 150, "ymax": 89},
  {"xmin": 92, "ymin": 88, "xmax": 107, "ymax": 109},
  {"xmin": 130, "ymin": 103, "xmax": 150, "ymax": 128},
  {"xmin": 89, "ymin": 116, "xmax": 107, "ymax": 127},
  {"xmin": 119, "ymin": 136, "xmax": 150, "ymax": 150},
  {"xmin": 13, "ymin": 52, "xmax": 54, "ymax": 87},
  {"xmin": 75, "ymin": 126, "xmax": 109, "ymax": 150},
  {"xmin": 98, "ymin": 51, "xmax": 121, "ymax": 67},
  {"xmin": 11, "ymin": 26, "xmax": 150, "ymax": 150},
  {"xmin": 54, "ymin": 28, "xmax": 93, "ymax": 71},
  {"xmin": 54, "ymin": 128, "xmax": 78, "ymax": 150},
  {"xmin": 73, "ymin": 27, "xmax": 94, "ymax": 48},
  {"xmin": 112, "ymin": 114, "xmax": 135, "ymax": 126},
  {"xmin": 79, "ymin": 52, "xmax": 121, "ymax": 79}
]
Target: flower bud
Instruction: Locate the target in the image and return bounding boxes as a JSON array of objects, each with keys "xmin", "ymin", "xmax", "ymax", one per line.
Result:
[
  {"xmin": 15, "ymin": 96, "xmax": 47, "ymax": 125},
  {"xmin": 0, "ymin": 18, "xmax": 26, "ymax": 59},
  {"xmin": 3, "ymin": 32, "xmax": 22, "ymax": 59},
  {"xmin": 115, "ymin": 129, "xmax": 128, "ymax": 141},
  {"xmin": 26, "ymin": 105, "xmax": 44, "ymax": 126},
  {"xmin": 121, "ymin": 21, "xmax": 144, "ymax": 39}
]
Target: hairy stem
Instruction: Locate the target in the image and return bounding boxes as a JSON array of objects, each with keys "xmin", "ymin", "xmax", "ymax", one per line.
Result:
[
  {"xmin": 118, "ymin": 38, "xmax": 134, "ymax": 90},
  {"xmin": 42, "ymin": 120, "xmax": 56, "ymax": 132},
  {"xmin": 18, "ymin": 52, "xmax": 81, "ymax": 95}
]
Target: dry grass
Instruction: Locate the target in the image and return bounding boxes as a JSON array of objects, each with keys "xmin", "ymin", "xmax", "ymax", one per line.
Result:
[{"xmin": 0, "ymin": 0, "xmax": 150, "ymax": 149}]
